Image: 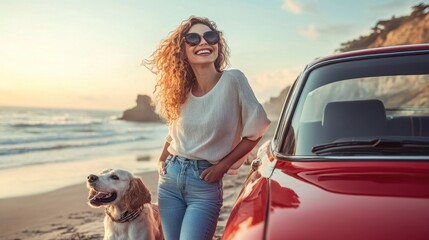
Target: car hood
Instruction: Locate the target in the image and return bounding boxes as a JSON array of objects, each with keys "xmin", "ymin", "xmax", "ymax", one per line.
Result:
[{"xmin": 267, "ymin": 160, "xmax": 429, "ymax": 240}]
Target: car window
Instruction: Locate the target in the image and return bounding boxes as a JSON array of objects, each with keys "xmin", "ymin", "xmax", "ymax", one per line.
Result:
[
  {"xmin": 300, "ymin": 75, "xmax": 429, "ymax": 122},
  {"xmin": 273, "ymin": 77, "xmax": 298, "ymax": 150},
  {"xmin": 281, "ymin": 53, "xmax": 429, "ymax": 156}
]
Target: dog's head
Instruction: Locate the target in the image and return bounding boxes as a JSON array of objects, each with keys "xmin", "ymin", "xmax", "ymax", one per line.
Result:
[{"xmin": 86, "ymin": 169, "xmax": 151, "ymax": 211}]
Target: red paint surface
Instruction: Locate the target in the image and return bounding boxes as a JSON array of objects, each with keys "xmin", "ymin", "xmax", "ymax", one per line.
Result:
[{"xmin": 223, "ymin": 160, "xmax": 429, "ymax": 240}]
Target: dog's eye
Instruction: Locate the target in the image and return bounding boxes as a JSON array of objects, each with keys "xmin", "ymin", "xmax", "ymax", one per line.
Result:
[{"xmin": 110, "ymin": 175, "xmax": 119, "ymax": 180}]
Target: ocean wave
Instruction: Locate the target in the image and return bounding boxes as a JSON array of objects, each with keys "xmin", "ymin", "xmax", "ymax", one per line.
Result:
[
  {"xmin": 11, "ymin": 121, "xmax": 104, "ymax": 128},
  {"xmin": 0, "ymin": 107, "xmax": 168, "ymax": 170},
  {"xmin": 0, "ymin": 132, "xmax": 117, "ymax": 145},
  {"xmin": 0, "ymin": 126, "xmax": 156, "ymax": 145},
  {"xmin": 0, "ymin": 136, "xmax": 150, "ymax": 156}
]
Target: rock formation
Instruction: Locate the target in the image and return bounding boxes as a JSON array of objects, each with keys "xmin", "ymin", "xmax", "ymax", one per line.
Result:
[
  {"xmin": 338, "ymin": 3, "xmax": 429, "ymax": 52},
  {"xmin": 263, "ymin": 86, "xmax": 290, "ymax": 119},
  {"xmin": 264, "ymin": 3, "xmax": 429, "ymax": 117},
  {"xmin": 119, "ymin": 95, "xmax": 161, "ymax": 122}
]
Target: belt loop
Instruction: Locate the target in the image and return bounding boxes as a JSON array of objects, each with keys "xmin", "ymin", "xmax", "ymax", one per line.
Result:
[
  {"xmin": 170, "ymin": 154, "xmax": 177, "ymax": 163},
  {"xmin": 193, "ymin": 159, "xmax": 198, "ymax": 171}
]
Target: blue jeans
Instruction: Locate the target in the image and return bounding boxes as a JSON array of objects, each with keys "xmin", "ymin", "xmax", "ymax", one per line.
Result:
[{"xmin": 158, "ymin": 155, "xmax": 223, "ymax": 240}]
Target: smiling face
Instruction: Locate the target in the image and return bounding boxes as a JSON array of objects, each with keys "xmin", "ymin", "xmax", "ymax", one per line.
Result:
[{"xmin": 185, "ymin": 23, "xmax": 219, "ymax": 67}]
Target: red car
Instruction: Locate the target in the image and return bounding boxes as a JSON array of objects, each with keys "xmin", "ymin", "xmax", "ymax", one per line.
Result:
[{"xmin": 223, "ymin": 44, "xmax": 429, "ymax": 240}]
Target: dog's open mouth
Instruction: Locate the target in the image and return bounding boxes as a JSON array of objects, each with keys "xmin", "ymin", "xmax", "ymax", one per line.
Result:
[{"xmin": 88, "ymin": 189, "xmax": 117, "ymax": 206}]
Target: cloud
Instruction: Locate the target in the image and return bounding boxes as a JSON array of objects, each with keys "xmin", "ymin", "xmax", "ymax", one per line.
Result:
[
  {"xmin": 318, "ymin": 24, "xmax": 356, "ymax": 36},
  {"xmin": 282, "ymin": 0, "xmax": 303, "ymax": 14},
  {"xmin": 300, "ymin": 24, "xmax": 319, "ymax": 40},
  {"xmin": 249, "ymin": 67, "xmax": 303, "ymax": 103}
]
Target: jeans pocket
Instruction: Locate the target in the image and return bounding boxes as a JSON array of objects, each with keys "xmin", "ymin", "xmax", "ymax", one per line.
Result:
[
  {"xmin": 196, "ymin": 160, "xmax": 214, "ymax": 179},
  {"xmin": 160, "ymin": 155, "xmax": 174, "ymax": 176}
]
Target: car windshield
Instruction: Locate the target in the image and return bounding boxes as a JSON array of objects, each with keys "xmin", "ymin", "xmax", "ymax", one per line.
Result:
[{"xmin": 282, "ymin": 53, "xmax": 429, "ymax": 156}]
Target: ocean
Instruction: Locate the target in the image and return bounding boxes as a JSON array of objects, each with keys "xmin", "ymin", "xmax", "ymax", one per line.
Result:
[{"xmin": 0, "ymin": 106, "xmax": 168, "ymax": 198}]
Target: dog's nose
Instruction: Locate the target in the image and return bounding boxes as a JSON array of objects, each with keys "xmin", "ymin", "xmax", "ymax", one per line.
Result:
[{"xmin": 87, "ymin": 174, "xmax": 98, "ymax": 182}]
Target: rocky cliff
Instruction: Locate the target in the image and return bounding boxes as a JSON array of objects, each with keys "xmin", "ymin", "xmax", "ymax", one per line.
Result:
[
  {"xmin": 264, "ymin": 3, "xmax": 429, "ymax": 117},
  {"xmin": 339, "ymin": 3, "xmax": 429, "ymax": 51},
  {"xmin": 369, "ymin": 14, "xmax": 429, "ymax": 48},
  {"xmin": 263, "ymin": 86, "xmax": 290, "ymax": 119}
]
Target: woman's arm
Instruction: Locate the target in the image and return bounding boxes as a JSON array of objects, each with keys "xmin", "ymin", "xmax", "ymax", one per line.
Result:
[
  {"xmin": 200, "ymin": 137, "xmax": 261, "ymax": 183},
  {"xmin": 158, "ymin": 141, "xmax": 170, "ymax": 175}
]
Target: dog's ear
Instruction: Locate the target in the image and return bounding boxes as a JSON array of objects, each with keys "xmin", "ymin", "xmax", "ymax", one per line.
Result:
[{"xmin": 124, "ymin": 177, "xmax": 151, "ymax": 211}]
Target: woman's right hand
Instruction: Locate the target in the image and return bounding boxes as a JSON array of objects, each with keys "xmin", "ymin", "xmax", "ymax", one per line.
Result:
[
  {"xmin": 158, "ymin": 141, "xmax": 170, "ymax": 175},
  {"xmin": 158, "ymin": 161, "xmax": 166, "ymax": 175}
]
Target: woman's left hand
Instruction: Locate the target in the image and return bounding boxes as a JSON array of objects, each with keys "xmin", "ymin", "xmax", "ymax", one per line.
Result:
[{"xmin": 200, "ymin": 163, "xmax": 228, "ymax": 183}]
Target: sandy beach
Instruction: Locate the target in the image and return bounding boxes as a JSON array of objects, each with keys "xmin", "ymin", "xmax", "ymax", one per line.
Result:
[
  {"xmin": 0, "ymin": 117, "xmax": 275, "ymax": 240},
  {"xmin": 0, "ymin": 105, "xmax": 276, "ymax": 240},
  {"xmin": 0, "ymin": 162, "xmax": 250, "ymax": 240}
]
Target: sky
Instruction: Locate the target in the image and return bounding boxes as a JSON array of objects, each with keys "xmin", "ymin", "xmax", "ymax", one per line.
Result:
[{"xmin": 0, "ymin": 0, "xmax": 426, "ymax": 111}]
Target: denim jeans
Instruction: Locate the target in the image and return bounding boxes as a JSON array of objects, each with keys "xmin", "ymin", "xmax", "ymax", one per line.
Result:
[{"xmin": 158, "ymin": 155, "xmax": 223, "ymax": 240}]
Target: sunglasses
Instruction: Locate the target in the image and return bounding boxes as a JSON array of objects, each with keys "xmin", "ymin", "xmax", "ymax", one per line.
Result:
[{"xmin": 184, "ymin": 31, "xmax": 219, "ymax": 46}]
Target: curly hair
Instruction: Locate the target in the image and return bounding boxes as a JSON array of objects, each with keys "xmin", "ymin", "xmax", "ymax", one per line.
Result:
[{"xmin": 145, "ymin": 16, "xmax": 230, "ymax": 123}]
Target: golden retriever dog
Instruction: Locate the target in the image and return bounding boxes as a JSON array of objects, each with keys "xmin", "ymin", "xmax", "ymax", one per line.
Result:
[{"xmin": 87, "ymin": 169, "xmax": 163, "ymax": 240}]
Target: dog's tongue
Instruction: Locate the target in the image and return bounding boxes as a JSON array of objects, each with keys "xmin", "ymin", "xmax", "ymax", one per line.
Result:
[{"xmin": 88, "ymin": 192, "xmax": 109, "ymax": 200}]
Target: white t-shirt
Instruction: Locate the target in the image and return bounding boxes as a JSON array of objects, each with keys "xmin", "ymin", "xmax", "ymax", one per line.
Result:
[{"xmin": 166, "ymin": 69, "xmax": 271, "ymax": 174}]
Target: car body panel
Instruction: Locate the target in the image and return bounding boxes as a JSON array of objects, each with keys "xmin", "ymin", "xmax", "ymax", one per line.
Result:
[
  {"xmin": 224, "ymin": 152, "xmax": 429, "ymax": 240},
  {"xmin": 223, "ymin": 141, "xmax": 275, "ymax": 240},
  {"xmin": 222, "ymin": 175, "xmax": 269, "ymax": 240},
  {"xmin": 267, "ymin": 160, "xmax": 429, "ymax": 240}
]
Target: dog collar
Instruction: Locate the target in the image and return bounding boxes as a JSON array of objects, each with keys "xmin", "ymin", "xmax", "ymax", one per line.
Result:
[{"xmin": 105, "ymin": 206, "xmax": 143, "ymax": 223}]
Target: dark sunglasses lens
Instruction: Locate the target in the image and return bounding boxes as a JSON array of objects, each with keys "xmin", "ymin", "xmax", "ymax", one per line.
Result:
[
  {"xmin": 203, "ymin": 31, "xmax": 219, "ymax": 44},
  {"xmin": 185, "ymin": 33, "xmax": 200, "ymax": 46}
]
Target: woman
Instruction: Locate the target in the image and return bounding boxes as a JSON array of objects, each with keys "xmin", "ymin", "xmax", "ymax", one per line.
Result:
[{"xmin": 146, "ymin": 16, "xmax": 270, "ymax": 240}]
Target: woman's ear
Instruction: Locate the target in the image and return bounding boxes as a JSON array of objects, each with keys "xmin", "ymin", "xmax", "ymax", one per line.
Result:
[{"xmin": 124, "ymin": 177, "xmax": 151, "ymax": 211}]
